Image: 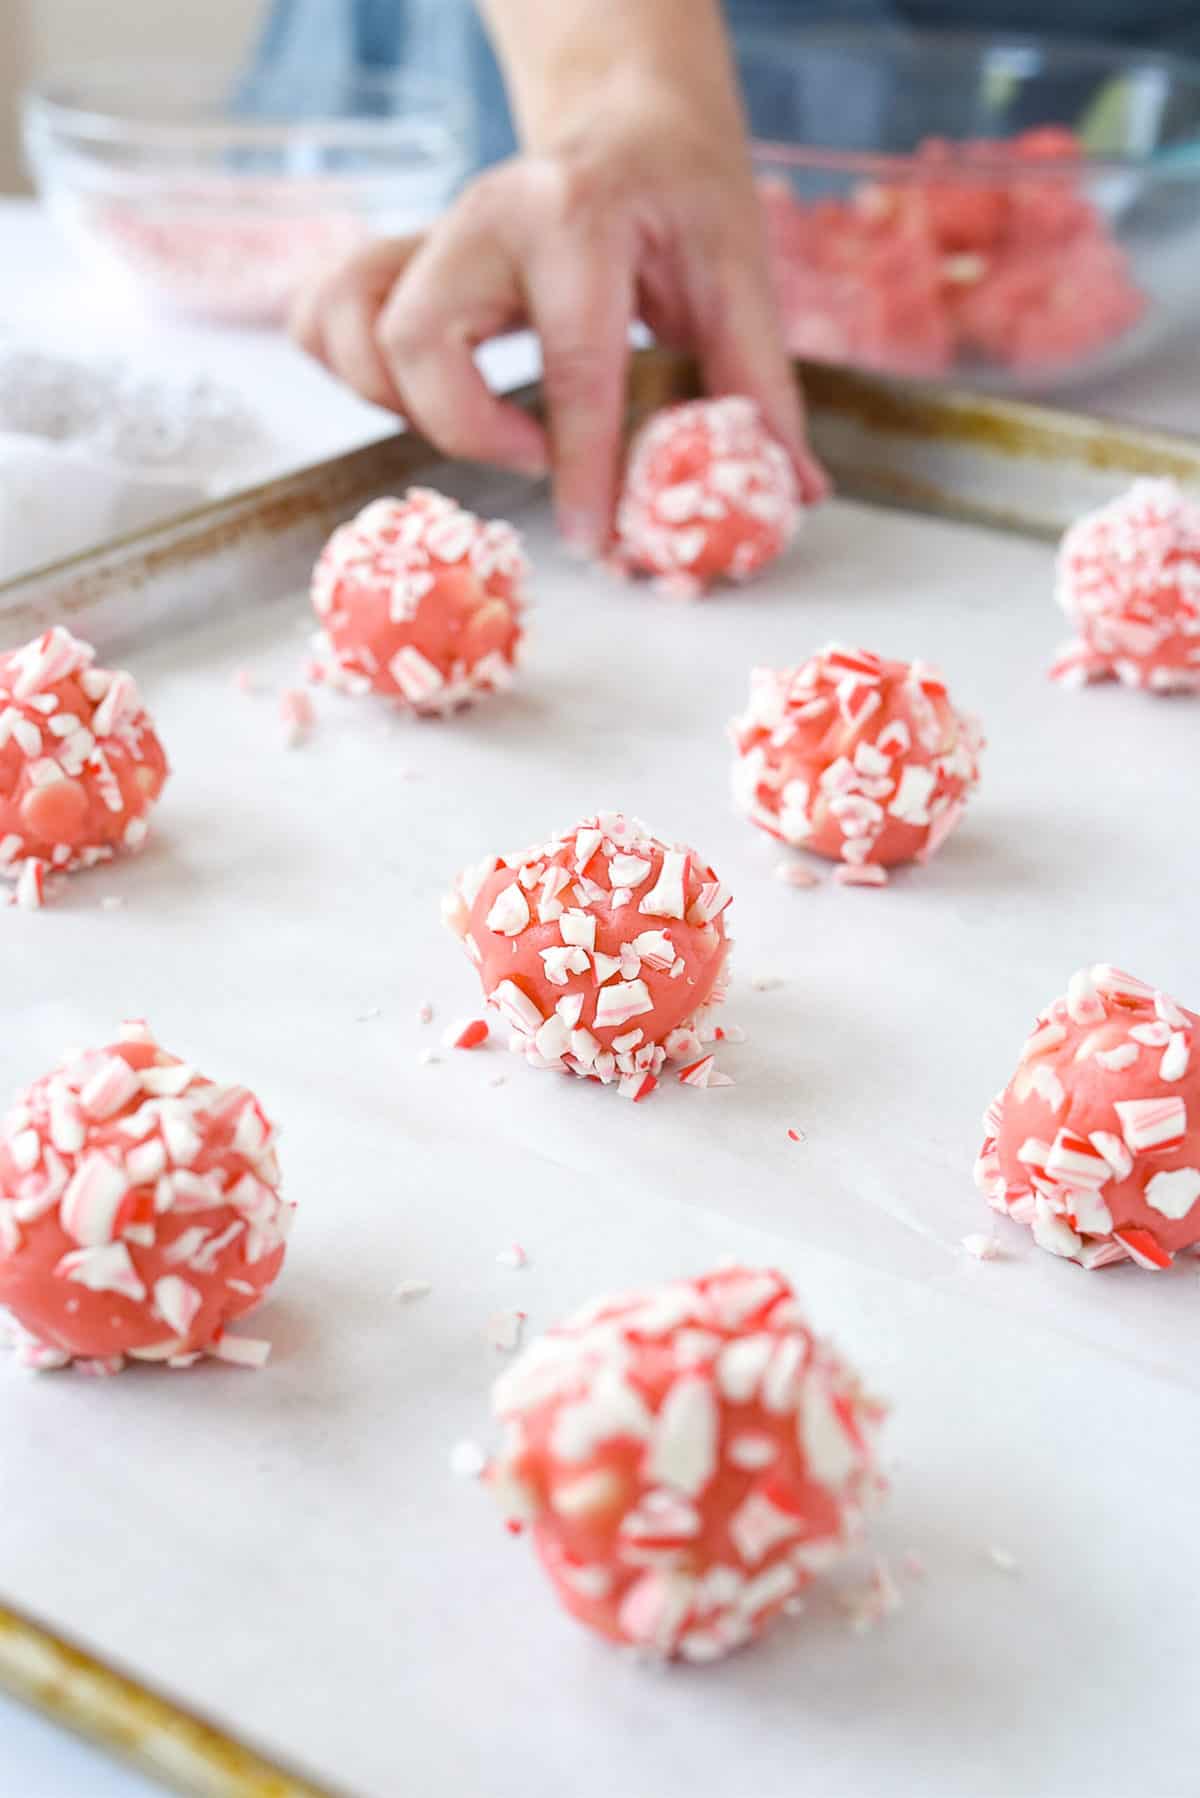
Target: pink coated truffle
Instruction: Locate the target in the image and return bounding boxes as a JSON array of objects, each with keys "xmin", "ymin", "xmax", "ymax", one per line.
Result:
[
  {"xmin": 0, "ymin": 627, "xmax": 169, "ymax": 901},
  {"xmin": 311, "ymin": 488, "xmax": 527, "ymax": 711},
  {"xmin": 1051, "ymin": 480, "xmax": 1200, "ymax": 694},
  {"xmin": 615, "ymin": 398, "xmax": 800, "ymax": 594},
  {"xmin": 488, "ymin": 1265, "xmax": 885, "ymax": 1662},
  {"xmin": 0, "ymin": 1022, "xmax": 293, "ymax": 1371},
  {"xmin": 730, "ymin": 645, "xmax": 983, "ymax": 882},
  {"xmin": 975, "ymin": 964, "xmax": 1200, "ymax": 1270},
  {"xmin": 443, "ymin": 813, "xmax": 733, "ymax": 1099}
]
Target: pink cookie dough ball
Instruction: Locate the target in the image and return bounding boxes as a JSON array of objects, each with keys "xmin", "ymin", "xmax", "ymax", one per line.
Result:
[
  {"xmin": 615, "ymin": 398, "xmax": 800, "ymax": 593},
  {"xmin": 975, "ymin": 964, "xmax": 1200, "ymax": 1270},
  {"xmin": 488, "ymin": 1265, "xmax": 885, "ymax": 1662},
  {"xmin": 730, "ymin": 645, "xmax": 983, "ymax": 884},
  {"xmin": 443, "ymin": 813, "xmax": 732, "ymax": 1100},
  {"xmin": 1051, "ymin": 480, "xmax": 1200, "ymax": 694},
  {"xmin": 311, "ymin": 488, "xmax": 528, "ymax": 711},
  {"xmin": 0, "ymin": 1021, "xmax": 293, "ymax": 1373},
  {"xmin": 0, "ymin": 627, "xmax": 169, "ymax": 904}
]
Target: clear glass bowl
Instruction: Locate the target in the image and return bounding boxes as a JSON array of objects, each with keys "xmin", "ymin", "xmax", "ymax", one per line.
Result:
[
  {"xmin": 22, "ymin": 62, "xmax": 473, "ymax": 326},
  {"xmin": 738, "ymin": 27, "xmax": 1200, "ymax": 393}
]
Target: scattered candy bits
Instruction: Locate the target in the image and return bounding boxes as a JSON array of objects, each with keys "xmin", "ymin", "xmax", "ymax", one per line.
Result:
[
  {"xmin": 0, "ymin": 1021, "xmax": 292, "ymax": 1372},
  {"xmin": 310, "ymin": 488, "xmax": 527, "ymax": 711},
  {"xmin": 614, "ymin": 398, "xmax": 801, "ymax": 594},
  {"xmin": 0, "ymin": 627, "xmax": 169, "ymax": 906},
  {"xmin": 975, "ymin": 964, "xmax": 1200, "ymax": 1270},
  {"xmin": 443, "ymin": 812, "xmax": 733, "ymax": 1098},
  {"xmin": 731, "ymin": 646, "xmax": 983, "ymax": 882},
  {"xmin": 442, "ymin": 1018, "xmax": 490, "ymax": 1051},
  {"xmin": 1051, "ymin": 479, "xmax": 1200, "ymax": 694},
  {"xmin": 487, "ymin": 1265, "xmax": 885, "ymax": 1662},
  {"xmin": 761, "ymin": 129, "xmax": 1144, "ymax": 379}
]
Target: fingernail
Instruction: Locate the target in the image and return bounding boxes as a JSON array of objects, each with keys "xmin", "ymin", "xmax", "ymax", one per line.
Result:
[{"xmin": 559, "ymin": 511, "xmax": 601, "ymax": 559}]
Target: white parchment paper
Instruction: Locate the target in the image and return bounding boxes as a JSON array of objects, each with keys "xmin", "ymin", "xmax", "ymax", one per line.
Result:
[{"xmin": 2, "ymin": 484, "xmax": 1198, "ymax": 1798}]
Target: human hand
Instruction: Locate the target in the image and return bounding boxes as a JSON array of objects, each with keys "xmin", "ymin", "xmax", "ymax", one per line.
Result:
[{"xmin": 292, "ymin": 76, "xmax": 828, "ymax": 554}]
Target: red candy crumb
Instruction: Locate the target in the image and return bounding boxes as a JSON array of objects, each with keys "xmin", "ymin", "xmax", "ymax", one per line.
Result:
[
  {"xmin": 0, "ymin": 627, "xmax": 168, "ymax": 905},
  {"xmin": 443, "ymin": 812, "xmax": 733, "ymax": 1097},
  {"xmin": 0, "ymin": 1021, "xmax": 293, "ymax": 1371},
  {"xmin": 975, "ymin": 964, "xmax": 1200, "ymax": 1270},
  {"xmin": 488, "ymin": 1265, "xmax": 885, "ymax": 1661},
  {"xmin": 1052, "ymin": 480, "xmax": 1200, "ymax": 695},
  {"xmin": 311, "ymin": 488, "xmax": 528, "ymax": 711},
  {"xmin": 731, "ymin": 645, "xmax": 983, "ymax": 875},
  {"xmin": 615, "ymin": 398, "xmax": 801, "ymax": 593},
  {"xmin": 443, "ymin": 1018, "xmax": 490, "ymax": 1051}
]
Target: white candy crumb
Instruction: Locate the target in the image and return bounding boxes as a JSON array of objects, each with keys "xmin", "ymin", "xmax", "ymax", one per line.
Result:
[
  {"xmin": 395, "ymin": 1281, "xmax": 432, "ymax": 1301},
  {"xmin": 496, "ymin": 1244, "xmax": 528, "ymax": 1269},
  {"xmin": 355, "ymin": 1006, "xmax": 382, "ymax": 1023},
  {"xmin": 962, "ymin": 1233, "xmax": 1002, "ymax": 1261},
  {"xmin": 450, "ymin": 1439, "xmax": 487, "ymax": 1479},
  {"xmin": 487, "ymin": 1309, "xmax": 525, "ymax": 1353},
  {"xmin": 751, "ymin": 974, "xmax": 785, "ymax": 992},
  {"xmin": 487, "ymin": 1071, "xmax": 508, "ymax": 1088},
  {"xmin": 774, "ymin": 861, "xmax": 820, "ymax": 888},
  {"xmin": 418, "ymin": 1048, "xmax": 441, "ymax": 1066},
  {"xmin": 844, "ymin": 1559, "xmax": 904, "ymax": 1633},
  {"xmin": 99, "ymin": 896, "xmax": 125, "ymax": 911},
  {"xmin": 987, "ymin": 1546, "xmax": 1020, "ymax": 1574}
]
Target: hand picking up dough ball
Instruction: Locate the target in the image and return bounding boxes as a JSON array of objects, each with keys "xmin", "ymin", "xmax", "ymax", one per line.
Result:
[
  {"xmin": 0, "ymin": 626, "xmax": 168, "ymax": 907},
  {"xmin": 976, "ymin": 964, "xmax": 1200, "ymax": 1270},
  {"xmin": 310, "ymin": 487, "xmax": 527, "ymax": 711},
  {"xmin": 615, "ymin": 398, "xmax": 801, "ymax": 594},
  {"xmin": 0, "ymin": 1021, "xmax": 293, "ymax": 1372},
  {"xmin": 731, "ymin": 646, "xmax": 982, "ymax": 884},
  {"xmin": 443, "ymin": 812, "xmax": 732, "ymax": 1100},
  {"xmin": 1051, "ymin": 479, "xmax": 1200, "ymax": 694},
  {"xmin": 488, "ymin": 1265, "xmax": 884, "ymax": 1662}
]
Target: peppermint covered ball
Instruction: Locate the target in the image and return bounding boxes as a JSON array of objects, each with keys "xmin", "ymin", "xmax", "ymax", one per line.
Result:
[
  {"xmin": 488, "ymin": 1266, "xmax": 884, "ymax": 1662},
  {"xmin": 0, "ymin": 1022, "xmax": 293, "ymax": 1372},
  {"xmin": 731, "ymin": 646, "xmax": 983, "ymax": 883},
  {"xmin": 311, "ymin": 488, "xmax": 527, "ymax": 711},
  {"xmin": 615, "ymin": 398, "xmax": 800, "ymax": 594},
  {"xmin": 975, "ymin": 964, "xmax": 1200, "ymax": 1270},
  {"xmin": 0, "ymin": 627, "xmax": 168, "ymax": 904},
  {"xmin": 444, "ymin": 813, "xmax": 732, "ymax": 1100},
  {"xmin": 1051, "ymin": 480, "xmax": 1200, "ymax": 694}
]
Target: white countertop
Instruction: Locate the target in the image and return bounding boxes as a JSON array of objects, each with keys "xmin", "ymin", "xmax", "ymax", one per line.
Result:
[{"xmin": 1, "ymin": 193, "xmax": 1197, "ymax": 1798}]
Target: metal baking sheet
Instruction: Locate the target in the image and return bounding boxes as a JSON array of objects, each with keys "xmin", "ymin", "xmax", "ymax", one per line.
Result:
[
  {"xmin": 3, "ymin": 349, "xmax": 1198, "ymax": 657},
  {"xmin": 3, "ymin": 358, "xmax": 1200, "ymax": 1798}
]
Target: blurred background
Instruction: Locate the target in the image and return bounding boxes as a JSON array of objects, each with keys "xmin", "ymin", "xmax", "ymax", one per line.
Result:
[
  {"xmin": 0, "ymin": 3, "xmax": 255, "ymax": 192},
  {"xmin": 0, "ymin": 1, "xmax": 1196, "ymax": 585}
]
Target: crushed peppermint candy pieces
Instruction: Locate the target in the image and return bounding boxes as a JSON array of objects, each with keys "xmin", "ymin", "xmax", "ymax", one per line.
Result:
[
  {"xmin": 0, "ymin": 1022, "xmax": 292, "ymax": 1371},
  {"xmin": 309, "ymin": 488, "xmax": 527, "ymax": 711},
  {"xmin": 487, "ymin": 1265, "xmax": 885, "ymax": 1663},
  {"xmin": 443, "ymin": 813, "xmax": 733, "ymax": 1098},
  {"xmin": 0, "ymin": 627, "xmax": 169, "ymax": 906},
  {"xmin": 1051, "ymin": 480, "xmax": 1200, "ymax": 695},
  {"xmin": 975, "ymin": 964, "xmax": 1200, "ymax": 1270},
  {"xmin": 442, "ymin": 1018, "xmax": 489, "ymax": 1051},
  {"xmin": 731, "ymin": 646, "xmax": 983, "ymax": 881},
  {"xmin": 614, "ymin": 398, "xmax": 801, "ymax": 594}
]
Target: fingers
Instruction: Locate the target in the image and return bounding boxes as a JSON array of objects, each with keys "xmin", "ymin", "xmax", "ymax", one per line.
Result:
[
  {"xmin": 690, "ymin": 254, "xmax": 832, "ymax": 505},
  {"xmin": 290, "ymin": 236, "xmax": 425, "ymax": 412},
  {"xmin": 525, "ymin": 219, "xmax": 635, "ymax": 553},
  {"xmin": 374, "ymin": 211, "xmax": 548, "ymax": 476}
]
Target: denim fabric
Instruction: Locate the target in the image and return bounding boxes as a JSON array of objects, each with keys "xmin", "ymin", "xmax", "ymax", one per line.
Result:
[{"xmin": 248, "ymin": 0, "xmax": 1200, "ymax": 172}]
